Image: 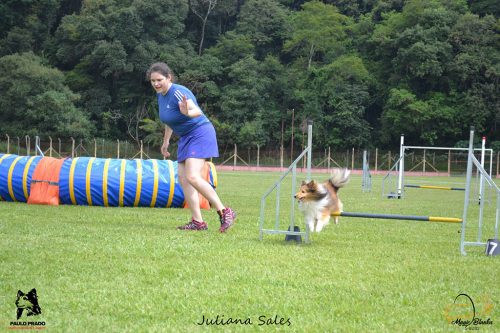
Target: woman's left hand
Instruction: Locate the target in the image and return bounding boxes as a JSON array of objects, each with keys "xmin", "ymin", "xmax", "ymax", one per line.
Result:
[
  {"xmin": 179, "ymin": 95, "xmax": 189, "ymax": 116},
  {"xmin": 178, "ymin": 95, "xmax": 202, "ymax": 118}
]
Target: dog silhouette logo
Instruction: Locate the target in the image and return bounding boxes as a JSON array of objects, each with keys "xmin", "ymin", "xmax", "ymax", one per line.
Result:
[{"xmin": 15, "ymin": 289, "xmax": 42, "ymax": 319}]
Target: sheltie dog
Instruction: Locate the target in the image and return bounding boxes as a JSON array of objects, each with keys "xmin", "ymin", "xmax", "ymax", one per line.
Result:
[{"xmin": 294, "ymin": 168, "xmax": 350, "ymax": 232}]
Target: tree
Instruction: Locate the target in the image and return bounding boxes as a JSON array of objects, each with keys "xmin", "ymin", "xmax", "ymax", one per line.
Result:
[
  {"xmin": 238, "ymin": 119, "xmax": 269, "ymax": 148},
  {"xmin": 0, "ymin": 52, "xmax": 93, "ymax": 138},
  {"xmin": 219, "ymin": 56, "xmax": 269, "ymax": 125},
  {"xmin": 0, "ymin": 0, "xmax": 498, "ymax": 147},
  {"xmin": 235, "ymin": 0, "xmax": 290, "ymax": 57},
  {"xmin": 284, "ymin": 1, "xmax": 353, "ymax": 69},
  {"xmin": 381, "ymin": 88, "xmax": 462, "ymax": 145},
  {"xmin": 468, "ymin": 0, "xmax": 500, "ymax": 16},
  {"xmin": 0, "ymin": 0, "xmax": 64, "ymax": 56},
  {"xmin": 294, "ymin": 54, "xmax": 372, "ymax": 148},
  {"xmin": 206, "ymin": 31, "xmax": 255, "ymax": 66},
  {"xmin": 216, "ymin": 55, "xmax": 284, "ymax": 145},
  {"xmin": 52, "ymin": 0, "xmax": 193, "ymax": 139},
  {"xmin": 189, "ymin": 0, "xmax": 218, "ymax": 55}
]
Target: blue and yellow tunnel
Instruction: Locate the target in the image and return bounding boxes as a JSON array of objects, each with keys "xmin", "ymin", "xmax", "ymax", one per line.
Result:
[{"xmin": 0, "ymin": 153, "xmax": 217, "ymax": 209}]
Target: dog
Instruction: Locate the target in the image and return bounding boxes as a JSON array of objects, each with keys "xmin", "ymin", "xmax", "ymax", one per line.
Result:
[
  {"xmin": 294, "ymin": 168, "xmax": 350, "ymax": 232},
  {"xmin": 15, "ymin": 289, "xmax": 41, "ymax": 319}
]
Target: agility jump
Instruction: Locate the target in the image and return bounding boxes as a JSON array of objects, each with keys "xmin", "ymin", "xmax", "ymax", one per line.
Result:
[
  {"xmin": 389, "ymin": 135, "xmax": 493, "ymax": 199},
  {"xmin": 259, "ymin": 124, "xmax": 499, "ymax": 255},
  {"xmin": 260, "ymin": 122, "xmax": 464, "ymax": 244}
]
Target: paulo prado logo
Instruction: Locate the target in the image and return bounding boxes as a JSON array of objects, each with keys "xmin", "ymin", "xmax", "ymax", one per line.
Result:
[
  {"xmin": 9, "ymin": 288, "xmax": 46, "ymax": 330},
  {"xmin": 444, "ymin": 293, "xmax": 493, "ymax": 330}
]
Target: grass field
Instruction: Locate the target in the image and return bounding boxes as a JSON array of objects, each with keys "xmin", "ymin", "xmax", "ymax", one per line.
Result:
[{"xmin": 1, "ymin": 171, "xmax": 499, "ymax": 332}]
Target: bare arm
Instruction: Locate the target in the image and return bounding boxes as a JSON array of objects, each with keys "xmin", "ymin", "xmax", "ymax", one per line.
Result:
[{"xmin": 161, "ymin": 125, "xmax": 173, "ymax": 158}]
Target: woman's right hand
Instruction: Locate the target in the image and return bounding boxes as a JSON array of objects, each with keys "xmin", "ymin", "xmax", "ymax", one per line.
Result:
[{"xmin": 161, "ymin": 142, "xmax": 170, "ymax": 158}]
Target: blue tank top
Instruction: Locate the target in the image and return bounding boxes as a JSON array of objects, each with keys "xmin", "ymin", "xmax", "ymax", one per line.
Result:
[{"xmin": 158, "ymin": 84, "xmax": 210, "ymax": 136}]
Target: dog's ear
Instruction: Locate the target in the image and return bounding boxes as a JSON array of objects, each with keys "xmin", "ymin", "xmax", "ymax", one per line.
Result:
[
  {"xmin": 17, "ymin": 290, "xmax": 24, "ymax": 297},
  {"xmin": 27, "ymin": 289, "xmax": 37, "ymax": 297},
  {"xmin": 301, "ymin": 180, "xmax": 306, "ymax": 185},
  {"xmin": 305, "ymin": 180, "xmax": 316, "ymax": 190}
]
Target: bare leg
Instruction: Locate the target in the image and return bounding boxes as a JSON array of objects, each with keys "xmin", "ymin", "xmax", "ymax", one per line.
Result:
[
  {"xmin": 178, "ymin": 162, "xmax": 203, "ymax": 221},
  {"xmin": 181, "ymin": 158, "xmax": 225, "ymax": 219}
]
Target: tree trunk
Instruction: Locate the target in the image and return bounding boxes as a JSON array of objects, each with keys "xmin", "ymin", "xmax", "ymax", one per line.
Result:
[
  {"xmin": 308, "ymin": 43, "xmax": 315, "ymax": 70},
  {"xmin": 198, "ymin": 15, "xmax": 208, "ymax": 56}
]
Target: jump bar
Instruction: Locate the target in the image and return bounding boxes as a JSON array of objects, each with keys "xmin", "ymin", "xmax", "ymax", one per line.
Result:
[
  {"xmin": 404, "ymin": 184, "xmax": 465, "ymax": 191},
  {"xmin": 331, "ymin": 211, "xmax": 462, "ymax": 223}
]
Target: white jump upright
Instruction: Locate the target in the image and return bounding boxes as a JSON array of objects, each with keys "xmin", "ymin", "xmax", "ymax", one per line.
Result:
[
  {"xmin": 478, "ymin": 136, "xmax": 486, "ymax": 204},
  {"xmin": 460, "ymin": 127, "xmax": 500, "ymax": 255},
  {"xmin": 259, "ymin": 120, "xmax": 313, "ymax": 243},
  {"xmin": 362, "ymin": 150, "xmax": 372, "ymax": 193},
  {"xmin": 397, "ymin": 134, "xmax": 404, "ymax": 198}
]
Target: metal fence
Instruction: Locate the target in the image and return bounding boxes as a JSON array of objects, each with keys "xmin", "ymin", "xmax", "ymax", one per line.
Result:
[{"xmin": 1, "ymin": 135, "xmax": 499, "ymax": 176}]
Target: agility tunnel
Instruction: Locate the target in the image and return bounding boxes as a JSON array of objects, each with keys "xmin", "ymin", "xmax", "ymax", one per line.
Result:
[{"xmin": 0, "ymin": 153, "xmax": 216, "ymax": 209}]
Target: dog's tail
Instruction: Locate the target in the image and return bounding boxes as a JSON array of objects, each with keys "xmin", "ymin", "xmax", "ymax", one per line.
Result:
[{"xmin": 328, "ymin": 168, "xmax": 350, "ymax": 191}]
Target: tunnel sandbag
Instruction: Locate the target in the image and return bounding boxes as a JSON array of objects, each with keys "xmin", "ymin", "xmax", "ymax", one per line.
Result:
[
  {"xmin": 27, "ymin": 157, "xmax": 65, "ymax": 206},
  {"xmin": 58, "ymin": 157, "xmax": 217, "ymax": 208},
  {"xmin": 0, "ymin": 153, "xmax": 43, "ymax": 202}
]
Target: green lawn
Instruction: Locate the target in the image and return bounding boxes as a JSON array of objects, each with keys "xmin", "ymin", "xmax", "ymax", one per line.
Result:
[{"xmin": 0, "ymin": 171, "xmax": 499, "ymax": 332}]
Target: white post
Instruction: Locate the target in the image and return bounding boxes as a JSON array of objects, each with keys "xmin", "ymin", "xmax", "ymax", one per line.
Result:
[
  {"xmin": 448, "ymin": 150, "xmax": 451, "ymax": 176},
  {"xmin": 233, "ymin": 144, "xmax": 237, "ymax": 169},
  {"xmin": 26, "ymin": 135, "xmax": 31, "ymax": 156},
  {"xmin": 423, "ymin": 149, "xmax": 426, "ymax": 174},
  {"xmin": 280, "ymin": 145, "xmax": 283, "ymax": 171},
  {"xmin": 460, "ymin": 127, "xmax": 474, "ymax": 255},
  {"xmin": 497, "ymin": 151, "xmax": 499, "ymax": 178},
  {"xmin": 479, "ymin": 136, "xmax": 486, "ymax": 203},
  {"xmin": 327, "ymin": 147, "xmax": 331, "ymax": 171},
  {"xmin": 397, "ymin": 134, "xmax": 404, "ymax": 198},
  {"xmin": 306, "ymin": 120, "xmax": 313, "ymax": 181},
  {"xmin": 351, "ymin": 147, "xmax": 355, "ymax": 170},
  {"xmin": 257, "ymin": 145, "xmax": 260, "ymax": 167},
  {"xmin": 49, "ymin": 137, "xmax": 53, "ymax": 157}
]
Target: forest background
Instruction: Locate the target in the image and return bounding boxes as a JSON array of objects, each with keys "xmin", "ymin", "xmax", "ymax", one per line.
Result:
[{"xmin": 0, "ymin": 0, "xmax": 498, "ymax": 153}]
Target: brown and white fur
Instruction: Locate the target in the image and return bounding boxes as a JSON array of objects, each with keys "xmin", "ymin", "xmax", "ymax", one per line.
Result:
[{"xmin": 294, "ymin": 168, "xmax": 350, "ymax": 232}]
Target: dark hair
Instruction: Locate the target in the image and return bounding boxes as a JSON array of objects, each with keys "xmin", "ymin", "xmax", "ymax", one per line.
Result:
[{"xmin": 146, "ymin": 62, "xmax": 175, "ymax": 81}]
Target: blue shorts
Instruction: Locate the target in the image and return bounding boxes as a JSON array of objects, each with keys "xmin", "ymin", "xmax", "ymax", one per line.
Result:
[{"xmin": 177, "ymin": 122, "xmax": 219, "ymax": 162}]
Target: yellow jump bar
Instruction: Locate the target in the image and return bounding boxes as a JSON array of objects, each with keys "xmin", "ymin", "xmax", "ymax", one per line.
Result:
[{"xmin": 331, "ymin": 211, "xmax": 462, "ymax": 223}]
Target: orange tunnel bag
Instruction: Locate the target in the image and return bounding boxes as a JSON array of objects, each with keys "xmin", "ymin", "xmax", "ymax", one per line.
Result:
[{"xmin": 27, "ymin": 157, "xmax": 65, "ymax": 206}]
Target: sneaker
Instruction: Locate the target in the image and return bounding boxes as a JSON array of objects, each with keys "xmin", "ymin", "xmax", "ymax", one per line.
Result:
[
  {"xmin": 219, "ymin": 207, "xmax": 236, "ymax": 233},
  {"xmin": 177, "ymin": 219, "xmax": 208, "ymax": 231}
]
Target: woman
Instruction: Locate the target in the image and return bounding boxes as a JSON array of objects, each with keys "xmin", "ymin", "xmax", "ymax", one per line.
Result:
[{"xmin": 147, "ymin": 62, "xmax": 236, "ymax": 232}]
